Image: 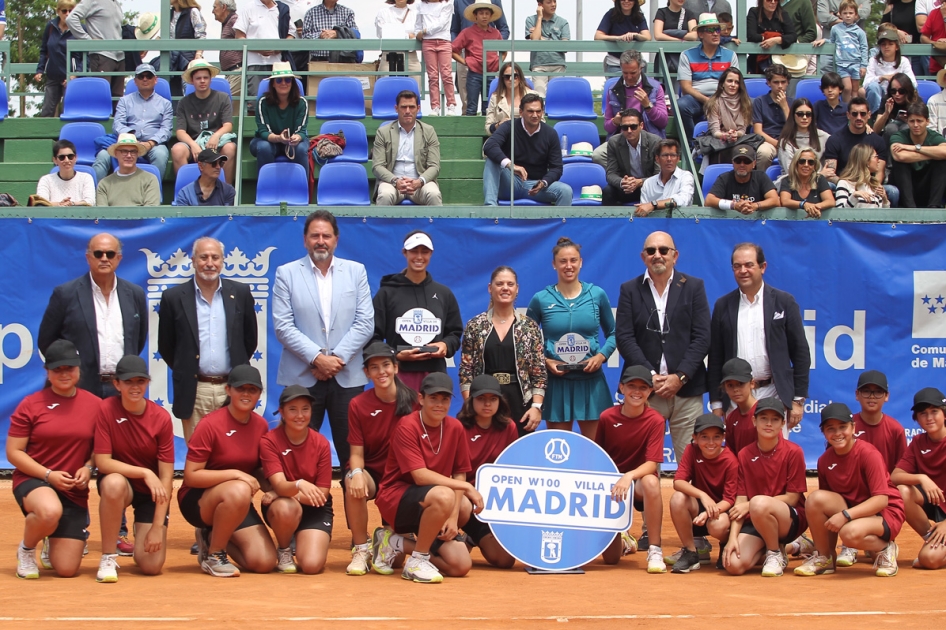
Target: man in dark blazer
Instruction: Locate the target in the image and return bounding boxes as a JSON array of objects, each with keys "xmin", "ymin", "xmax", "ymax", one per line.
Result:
[
  {"xmin": 615, "ymin": 230, "xmax": 711, "ymax": 463},
  {"xmin": 38, "ymin": 232, "xmax": 148, "ymax": 398},
  {"xmin": 158, "ymin": 237, "xmax": 257, "ymax": 440},
  {"xmin": 604, "ymin": 108, "xmax": 661, "ymax": 205},
  {"xmin": 707, "ymin": 242, "xmax": 810, "ymax": 428}
]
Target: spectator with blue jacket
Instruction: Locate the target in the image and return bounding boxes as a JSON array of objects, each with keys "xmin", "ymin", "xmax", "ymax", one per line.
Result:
[
  {"xmin": 35, "ymin": 0, "xmax": 79, "ymax": 118},
  {"xmin": 173, "ymin": 149, "xmax": 236, "ymax": 206}
]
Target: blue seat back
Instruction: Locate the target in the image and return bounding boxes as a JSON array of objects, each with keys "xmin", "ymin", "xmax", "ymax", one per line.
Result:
[
  {"xmin": 917, "ymin": 80, "xmax": 940, "ymax": 103},
  {"xmin": 315, "ymin": 77, "xmax": 366, "ymax": 120},
  {"xmin": 561, "ymin": 163, "xmax": 607, "ymax": 205},
  {"xmin": 173, "ymin": 163, "xmax": 227, "ymax": 198},
  {"xmin": 0, "ymin": 81, "xmax": 8, "ymax": 121},
  {"xmin": 702, "ymin": 164, "xmax": 734, "ymax": 198},
  {"xmin": 371, "ymin": 76, "xmax": 423, "ymax": 120},
  {"xmin": 61, "ymin": 77, "xmax": 113, "ymax": 121},
  {"xmin": 49, "ymin": 164, "xmax": 99, "ymax": 186},
  {"xmin": 765, "ymin": 165, "xmax": 782, "ymax": 181},
  {"xmin": 318, "ymin": 120, "xmax": 369, "ymax": 163},
  {"xmin": 601, "ymin": 77, "xmax": 619, "ymax": 116},
  {"xmin": 125, "ymin": 77, "xmax": 173, "ymax": 102},
  {"xmin": 793, "ymin": 79, "xmax": 825, "ymax": 105},
  {"xmin": 59, "ymin": 122, "xmax": 107, "ymax": 166},
  {"xmin": 256, "ymin": 162, "xmax": 310, "ymax": 206},
  {"xmin": 545, "ymin": 77, "xmax": 596, "ymax": 121},
  {"xmin": 745, "ymin": 78, "xmax": 769, "ymax": 99},
  {"xmin": 316, "ymin": 162, "xmax": 371, "ymax": 206}
]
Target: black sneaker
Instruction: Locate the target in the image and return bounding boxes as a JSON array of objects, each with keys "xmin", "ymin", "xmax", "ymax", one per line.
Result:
[
  {"xmin": 190, "ymin": 543, "xmax": 199, "ymax": 555},
  {"xmin": 638, "ymin": 531, "xmax": 649, "ymax": 550},
  {"xmin": 716, "ymin": 550, "xmax": 724, "ymax": 570},
  {"xmin": 671, "ymin": 549, "xmax": 701, "ymax": 574}
]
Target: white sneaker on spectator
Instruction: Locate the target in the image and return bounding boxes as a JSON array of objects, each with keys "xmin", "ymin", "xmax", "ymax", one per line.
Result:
[
  {"xmin": 447, "ymin": 105, "xmax": 461, "ymax": 116},
  {"xmin": 430, "ymin": 108, "xmax": 442, "ymax": 117}
]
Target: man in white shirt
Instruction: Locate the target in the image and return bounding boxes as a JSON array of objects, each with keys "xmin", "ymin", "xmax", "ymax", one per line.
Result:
[
  {"xmin": 234, "ymin": 0, "xmax": 294, "ymax": 104},
  {"xmin": 636, "ymin": 139, "xmax": 695, "ymax": 215},
  {"xmin": 930, "ymin": 69, "xmax": 946, "ymax": 135},
  {"xmin": 372, "ymin": 90, "xmax": 443, "ymax": 206},
  {"xmin": 707, "ymin": 243, "xmax": 810, "ymax": 428}
]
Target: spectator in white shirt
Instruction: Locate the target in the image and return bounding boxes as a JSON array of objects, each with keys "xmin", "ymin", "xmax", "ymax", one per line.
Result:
[
  {"xmin": 636, "ymin": 139, "xmax": 695, "ymax": 215},
  {"xmin": 37, "ymin": 140, "xmax": 96, "ymax": 206}
]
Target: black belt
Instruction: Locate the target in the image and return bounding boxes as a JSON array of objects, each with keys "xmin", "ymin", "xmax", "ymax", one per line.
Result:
[
  {"xmin": 489, "ymin": 372, "xmax": 518, "ymax": 385},
  {"xmin": 99, "ymin": 373, "xmax": 116, "ymax": 382},
  {"xmin": 197, "ymin": 375, "xmax": 228, "ymax": 384},
  {"xmin": 754, "ymin": 378, "xmax": 772, "ymax": 388}
]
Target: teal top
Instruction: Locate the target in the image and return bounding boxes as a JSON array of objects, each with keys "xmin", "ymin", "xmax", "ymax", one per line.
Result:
[{"xmin": 255, "ymin": 97, "xmax": 309, "ymax": 143}]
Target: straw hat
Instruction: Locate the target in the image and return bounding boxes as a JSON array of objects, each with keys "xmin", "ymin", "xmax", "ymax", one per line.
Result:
[
  {"xmin": 268, "ymin": 62, "xmax": 297, "ymax": 81},
  {"xmin": 696, "ymin": 13, "xmax": 720, "ymax": 29},
  {"xmin": 182, "ymin": 58, "xmax": 220, "ymax": 84},
  {"xmin": 580, "ymin": 186, "xmax": 603, "ymax": 201},
  {"xmin": 569, "ymin": 142, "xmax": 594, "ymax": 156},
  {"xmin": 135, "ymin": 12, "xmax": 160, "ymax": 40},
  {"xmin": 772, "ymin": 54, "xmax": 807, "ymax": 76},
  {"xmin": 107, "ymin": 133, "xmax": 149, "ymax": 158},
  {"xmin": 463, "ymin": 2, "xmax": 502, "ymax": 23},
  {"xmin": 937, "ymin": 68, "xmax": 946, "ymax": 89}
]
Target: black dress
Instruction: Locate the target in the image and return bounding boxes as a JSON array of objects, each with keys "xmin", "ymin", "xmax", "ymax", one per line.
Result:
[{"xmin": 484, "ymin": 327, "xmax": 529, "ymax": 437}]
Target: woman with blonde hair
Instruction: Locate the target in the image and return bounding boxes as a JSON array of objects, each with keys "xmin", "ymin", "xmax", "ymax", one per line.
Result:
[
  {"xmin": 485, "ymin": 62, "xmax": 537, "ymax": 135},
  {"xmin": 778, "ymin": 149, "xmax": 835, "ymax": 218},
  {"xmin": 835, "ymin": 144, "xmax": 890, "ymax": 208}
]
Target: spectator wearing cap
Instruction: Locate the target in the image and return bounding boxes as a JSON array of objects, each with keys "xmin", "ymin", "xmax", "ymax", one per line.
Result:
[
  {"xmin": 637, "ymin": 139, "xmax": 696, "ymax": 215},
  {"xmin": 602, "ymin": 107, "xmax": 661, "ymax": 206},
  {"xmin": 34, "ymin": 0, "xmax": 79, "ymax": 118},
  {"xmin": 302, "ymin": 0, "xmax": 357, "ymax": 62},
  {"xmin": 234, "ymin": 0, "xmax": 295, "ymax": 107},
  {"xmin": 891, "ymin": 387, "xmax": 946, "ymax": 570},
  {"xmin": 273, "ymin": 210, "xmax": 374, "ymax": 468},
  {"xmin": 251, "ymin": 62, "xmax": 309, "ymax": 177},
  {"xmin": 66, "ymin": 0, "xmax": 125, "ymax": 100},
  {"xmin": 704, "ymin": 145, "xmax": 779, "ymax": 213},
  {"xmin": 452, "ymin": 0, "xmax": 509, "ymax": 112},
  {"xmin": 212, "ymin": 0, "xmax": 243, "ymax": 97},
  {"xmin": 172, "ymin": 149, "xmax": 236, "ymax": 206},
  {"xmin": 96, "ymin": 134, "xmax": 162, "ymax": 207},
  {"xmin": 172, "ymin": 59, "xmax": 237, "ymax": 184},
  {"xmin": 452, "ymin": 2, "xmax": 505, "ymax": 116},
  {"xmin": 372, "ymin": 90, "xmax": 442, "ymax": 206},
  {"xmin": 707, "ymin": 243, "xmax": 810, "ymax": 428},
  {"xmin": 92, "ymin": 63, "xmax": 173, "ymax": 183}
]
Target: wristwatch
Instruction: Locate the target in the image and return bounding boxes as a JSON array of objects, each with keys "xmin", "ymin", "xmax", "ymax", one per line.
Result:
[
  {"xmin": 915, "ymin": 144, "xmax": 923, "ymax": 153},
  {"xmin": 676, "ymin": 372, "xmax": 689, "ymax": 385}
]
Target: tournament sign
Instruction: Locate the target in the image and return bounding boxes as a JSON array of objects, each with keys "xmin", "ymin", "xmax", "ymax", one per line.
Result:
[{"xmin": 476, "ymin": 430, "xmax": 632, "ymax": 571}]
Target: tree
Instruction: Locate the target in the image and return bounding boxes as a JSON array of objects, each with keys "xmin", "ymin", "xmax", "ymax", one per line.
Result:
[{"xmin": 6, "ymin": 0, "xmax": 54, "ymax": 115}]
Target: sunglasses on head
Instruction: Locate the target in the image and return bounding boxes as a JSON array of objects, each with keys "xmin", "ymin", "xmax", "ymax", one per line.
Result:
[
  {"xmin": 56, "ymin": 153, "xmax": 76, "ymax": 161},
  {"xmin": 620, "ymin": 123, "xmax": 640, "ymax": 131},
  {"xmin": 733, "ymin": 158, "xmax": 753, "ymax": 165},
  {"xmin": 850, "ymin": 110, "xmax": 869, "ymax": 118},
  {"xmin": 644, "ymin": 246, "xmax": 675, "ymax": 256},
  {"xmin": 91, "ymin": 250, "xmax": 117, "ymax": 260},
  {"xmin": 273, "ymin": 77, "xmax": 293, "ymax": 84},
  {"xmin": 797, "ymin": 158, "xmax": 816, "ymax": 166},
  {"xmin": 795, "ymin": 110, "xmax": 812, "ymax": 118}
]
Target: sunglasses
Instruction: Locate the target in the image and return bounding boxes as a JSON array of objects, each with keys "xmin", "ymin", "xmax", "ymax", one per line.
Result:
[
  {"xmin": 56, "ymin": 153, "xmax": 76, "ymax": 161},
  {"xmin": 620, "ymin": 123, "xmax": 640, "ymax": 131},
  {"xmin": 797, "ymin": 158, "xmax": 816, "ymax": 166},
  {"xmin": 503, "ymin": 74, "xmax": 517, "ymax": 80},
  {"xmin": 91, "ymin": 250, "xmax": 117, "ymax": 260},
  {"xmin": 794, "ymin": 111, "xmax": 812, "ymax": 118},
  {"xmin": 273, "ymin": 77, "xmax": 293, "ymax": 84},
  {"xmin": 733, "ymin": 158, "xmax": 753, "ymax": 165},
  {"xmin": 890, "ymin": 88, "xmax": 908, "ymax": 95},
  {"xmin": 136, "ymin": 73, "xmax": 156, "ymax": 80},
  {"xmin": 850, "ymin": 111, "xmax": 869, "ymax": 118},
  {"xmin": 644, "ymin": 246, "xmax": 675, "ymax": 256},
  {"xmin": 59, "ymin": 8, "xmax": 71, "ymax": 13},
  {"xmin": 700, "ymin": 27, "xmax": 722, "ymax": 34}
]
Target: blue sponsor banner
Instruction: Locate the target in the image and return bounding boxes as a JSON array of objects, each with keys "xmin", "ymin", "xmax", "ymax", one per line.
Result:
[
  {"xmin": 477, "ymin": 430, "xmax": 631, "ymax": 571},
  {"xmin": 0, "ymin": 217, "xmax": 935, "ymax": 468}
]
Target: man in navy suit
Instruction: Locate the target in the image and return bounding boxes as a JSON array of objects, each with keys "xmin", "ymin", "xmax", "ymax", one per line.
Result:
[
  {"xmin": 707, "ymin": 242, "xmax": 810, "ymax": 428},
  {"xmin": 38, "ymin": 232, "xmax": 148, "ymax": 398},
  {"xmin": 615, "ymin": 230, "xmax": 711, "ymax": 464},
  {"xmin": 272, "ymin": 210, "xmax": 374, "ymax": 466},
  {"xmin": 157, "ymin": 237, "xmax": 258, "ymax": 441}
]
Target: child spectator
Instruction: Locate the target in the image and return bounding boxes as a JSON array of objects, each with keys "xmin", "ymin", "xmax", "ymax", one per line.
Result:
[
  {"xmin": 863, "ymin": 25, "xmax": 915, "ymax": 115},
  {"xmin": 717, "ymin": 12, "xmax": 741, "ymax": 44},
  {"xmin": 452, "ymin": 2, "xmax": 504, "ymax": 115},
  {"xmin": 814, "ymin": 0, "xmax": 868, "ymax": 103},
  {"xmin": 416, "ymin": 0, "xmax": 459, "ymax": 117},
  {"xmin": 813, "ymin": 72, "xmax": 848, "ymax": 135}
]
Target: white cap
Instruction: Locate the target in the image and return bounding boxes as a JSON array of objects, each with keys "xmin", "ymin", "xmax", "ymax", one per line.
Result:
[{"xmin": 403, "ymin": 232, "xmax": 434, "ymax": 251}]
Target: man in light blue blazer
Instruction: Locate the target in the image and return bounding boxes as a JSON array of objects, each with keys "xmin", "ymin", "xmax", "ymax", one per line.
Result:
[{"xmin": 273, "ymin": 209, "xmax": 374, "ymax": 466}]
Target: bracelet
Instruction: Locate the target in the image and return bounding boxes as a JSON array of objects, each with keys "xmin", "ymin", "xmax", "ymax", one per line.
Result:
[
  {"xmin": 295, "ymin": 480, "xmax": 302, "ymax": 489},
  {"xmin": 346, "ymin": 467, "xmax": 363, "ymax": 479},
  {"xmin": 842, "ymin": 509, "xmax": 852, "ymax": 522},
  {"xmin": 44, "ymin": 469, "xmax": 52, "ymax": 483},
  {"xmin": 531, "ymin": 402, "xmax": 543, "ymax": 409}
]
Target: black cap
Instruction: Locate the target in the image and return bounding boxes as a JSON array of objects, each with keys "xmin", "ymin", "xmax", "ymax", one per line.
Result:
[
  {"xmin": 420, "ymin": 372, "xmax": 453, "ymax": 396},
  {"xmin": 912, "ymin": 387, "xmax": 946, "ymax": 412},
  {"xmin": 228, "ymin": 364, "xmax": 263, "ymax": 389},
  {"xmin": 754, "ymin": 397, "xmax": 785, "ymax": 416},
  {"xmin": 720, "ymin": 357, "xmax": 753, "ymax": 384},
  {"xmin": 819, "ymin": 402, "xmax": 853, "ymax": 428},
  {"xmin": 44, "ymin": 339, "xmax": 81, "ymax": 370},
  {"xmin": 470, "ymin": 374, "xmax": 502, "ymax": 399},
  {"xmin": 197, "ymin": 148, "xmax": 227, "ymax": 164},
  {"xmin": 620, "ymin": 365, "xmax": 653, "ymax": 386},
  {"xmin": 115, "ymin": 355, "xmax": 150, "ymax": 380},
  {"xmin": 856, "ymin": 370, "xmax": 888, "ymax": 393},
  {"xmin": 693, "ymin": 413, "xmax": 725, "ymax": 434},
  {"xmin": 279, "ymin": 384, "xmax": 315, "ymax": 406},
  {"xmin": 362, "ymin": 341, "xmax": 396, "ymax": 366}
]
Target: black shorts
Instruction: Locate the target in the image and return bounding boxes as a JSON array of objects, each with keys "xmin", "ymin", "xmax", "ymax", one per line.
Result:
[
  {"xmin": 13, "ymin": 478, "xmax": 89, "ymax": 541},
  {"xmin": 692, "ymin": 500, "xmax": 710, "ymax": 538},
  {"xmin": 261, "ymin": 500, "xmax": 334, "ymax": 537},
  {"xmin": 918, "ymin": 485, "xmax": 946, "ymax": 523},
  {"xmin": 462, "ymin": 513, "xmax": 493, "ymax": 546},
  {"xmin": 178, "ymin": 487, "xmax": 264, "ymax": 531},
  {"xmin": 394, "ymin": 485, "xmax": 436, "ymax": 535},
  {"xmin": 740, "ymin": 505, "xmax": 800, "ymax": 545},
  {"xmin": 96, "ymin": 481, "xmax": 169, "ymax": 525}
]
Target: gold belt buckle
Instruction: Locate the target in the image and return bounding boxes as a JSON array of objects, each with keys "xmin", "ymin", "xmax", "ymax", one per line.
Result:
[{"xmin": 492, "ymin": 372, "xmax": 512, "ymax": 385}]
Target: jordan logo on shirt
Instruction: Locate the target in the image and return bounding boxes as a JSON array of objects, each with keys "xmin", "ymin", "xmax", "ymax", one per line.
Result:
[
  {"xmin": 226, "ymin": 430, "xmax": 237, "ymax": 436},
  {"xmin": 828, "ymin": 463, "xmax": 837, "ymax": 470},
  {"xmin": 282, "ymin": 449, "xmax": 292, "ymax": 456},
  {"xmin": 370, "ymin": 410, "xmax": 383, "ymax": 417},
  {"xmin": 116, "ymin": 418, "xmax": 128, "ymax": 424},
  {"xmin": 431, "ymin": 293, "xmax": 438, "ymax": 300},
  {"xmin": 471, "ymin": 435, "xmax": 482, "ymax": 442},
  {"xmin": 47, "ymin": 403, "xmax": 59, "ymax": 410}
]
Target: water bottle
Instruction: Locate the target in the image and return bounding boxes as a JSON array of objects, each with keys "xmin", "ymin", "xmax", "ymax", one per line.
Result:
[{"xmin": 561, "ymin": 134, "xmax": 568, "ymax": 158}]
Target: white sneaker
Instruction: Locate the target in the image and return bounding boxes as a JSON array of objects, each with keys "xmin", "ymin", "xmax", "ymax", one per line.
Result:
[
  {"xmin": 276, "ymin": 547, "xmax": 297, "ymax": 574},
  {"xmin": 201, "ymin": 550, "xmax": 241, "ymax": 577},
  {"xmin": 96, "ymin": 554, "xmax": 120, "ymax": 583},
  {"xmin": 447, "ymin": 104, "xmax": 461, "ymax": 116},
  {"xmin": 40, "ymin": 538, "xmax": 52, "ymax": 570},
  {"xmin": 761, "ymin": 549, "xmax": 786, "ymax": 577},
  {"xmin": 16, "ymin": 545, "xmax": 39, "ymax": 579},
  {"xmin": 347, "ymin": 545, "xmax": 371, "ymax": 576},
  {"xmin": 873, "ymin": 541, "xmax": 899, "ymax": 577},
  {"xmin": 646, "ymin": 545, "xmax": 667, "ymax": 574},
  {"xmin": 786, "ymin": 534, "xmax": 814, "ymax": 557},
  {"xmin": 430, "ymin": 107, "xmax": 442, "ymax": 117},
  {"xmin": 401, "ymin": 553, "xmax": 443, "ymax": 583},
  {"xmin": 621, "ymin": 532, "xmax": 638, "ymax": 555},
  {"xmin": 836, "ymin": 546, "xmax": 858, "ymax": 567},
  {"xmin": 371, "ymin": 527, "xmax": 397, "ymax": 575}
]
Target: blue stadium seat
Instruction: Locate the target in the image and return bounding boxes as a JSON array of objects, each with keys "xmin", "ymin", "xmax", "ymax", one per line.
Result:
[
  {"xmin": 917, "ymin": 80, "xmax": 940, "ymax": 103},
  {"xmin": 50, "ymin": 164, "xmax": 98, "ymax": 186},
  {"xmin": 137, "ymin": 163, "xmax": 164, "ymax": 203},
  {"xmin": 745, "ymin": 78, "xmax": 769, "ymax": 99},
  {"xmin": 487, "ymin": 75, "xmax": 535, "ymax": 104},
  {"xmin": 554, "ymin": 121, "xmax": 601, "ymax": 163},
  {"xmin": 59, "ymin": 122, "xmax": 107, "ymax": 166},
  {"xmin": 0, "ymin": 81, "xmax": 8, "ymax": 121},
  {"xmin": 561, "ymin": 163, "xmax": 607, "ymax": 206},
  {"xmin": 702, "ymin": 164, "xmax": 734, "ymax": 198},
  {"xmin": 315, "ymin": 77, "xmax": 366, "ymax": 119},
  {"xmin": 185, "ymin": 76, "xmax": 233, "ymax": 97},
  {"xmin": 257, "ymin": 162, "xmax": 310, "ymax": 206},
  {"xmin": 545, "ymin": 77, "xmax": 596, "ymax": 120},
  {"xmin": 371, "ymin": 76, "xmax": 423, "ymax": 120},
  {"xmin": 60, "ymin": 77, "xmax": 113, "ymax": 121},
  {"xmin": 793, "ymin": 79, "xmax": 824, "ymax": 105},
  {"xmin": 316, "ymin": 162, "xmax": 371, "ymax": 206},
  {"xmin": 601, "ymin": 77, "xmax": 619, "ymax": 116},
  {"xmin": 173, "ymin": 163, "xmax": 227, "ymax": 198},
  {"xmin": 125, "ymin": 77, "xmax": 173, "ymax": 102},
  {"xmin": 692, "ymin": 121, "xmax": 709, "ymax": 166},
  {"xmin": 318, "ymin": 120, "xmax": 369, "ymax": 163},
  {"xmin": 498, "ymin": 198, "xmax": 547, "ymax": 206},
  {"xmin": 256, "ymin": 77, "xmax": 304, "ymax": 98},
  {"xmin": 765, "ymin": 165, "xmax": 782, "ymax": 181}
]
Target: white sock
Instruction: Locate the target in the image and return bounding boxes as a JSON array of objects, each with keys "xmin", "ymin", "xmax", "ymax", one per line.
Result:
[
  {"xmin": 390, "ymin": 533, "xmax": 405, "ymax": 552},
  {"xmin": 20, "ymin": 541, "xmax": 33, "ymax": 551},
  {"xmin": 354, "ymin": 542, "xmax": 370, "ymax": 551},
  {"xmin": 411, "ymin": 550, "xmax": 430, "ymax": 561}
]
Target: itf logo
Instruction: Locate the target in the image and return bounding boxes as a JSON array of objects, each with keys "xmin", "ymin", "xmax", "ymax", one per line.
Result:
[
  {"xmin": 913, "ymin": 271, "xmax": 946, "ymax": 338},
  {"xmin": 141, "ymin": 245, "xmax": 276, "ymax": 437}
]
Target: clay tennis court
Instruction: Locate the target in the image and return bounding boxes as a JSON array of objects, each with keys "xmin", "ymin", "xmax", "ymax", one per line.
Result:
[{"xmin": 0, "ymin": 478, "xmax": 936, "ymax": 630}]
